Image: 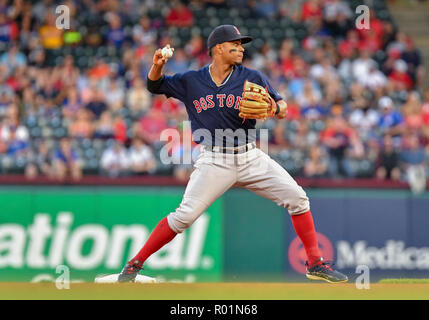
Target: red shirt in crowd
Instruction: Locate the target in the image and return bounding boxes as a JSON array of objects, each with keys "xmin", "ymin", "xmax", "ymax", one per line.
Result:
[
  {"xmin": 301, "ymin": 1, "xmax": 322, "ymax": 21},
  {"xmin": 113, "ymin": 118, "xmax": 127, "ymax": 143},
  {"xmin": 166, "ymin": 5, "xmax": 194, "ymax": 27},
  {"xmin": 152, "ymin": 96, "xmax": 181, "ymax": 114},
  {"xmin": 389, "ymin": 70, "xmax": 413, "ymax": 90}
]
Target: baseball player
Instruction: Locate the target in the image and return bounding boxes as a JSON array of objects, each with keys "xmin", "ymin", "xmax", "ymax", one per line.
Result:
[{"xmin": 118, "ymin": 25, "xmax": 347, "ymax": 283}]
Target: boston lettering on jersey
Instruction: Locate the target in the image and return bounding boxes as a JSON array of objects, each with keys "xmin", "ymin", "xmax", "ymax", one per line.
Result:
[
  {"xmin": 193, "ymin": 94, "xmax": 241, "ymax": 113},
  {"xmin": 149, "ymin": 64, "xmax": 282, "ymax": 147}
]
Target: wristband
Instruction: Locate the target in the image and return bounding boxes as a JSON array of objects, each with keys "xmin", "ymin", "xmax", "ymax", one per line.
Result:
[{"xmin": 275, "ymin": 103, "xmax": 280, "ymax": 115}]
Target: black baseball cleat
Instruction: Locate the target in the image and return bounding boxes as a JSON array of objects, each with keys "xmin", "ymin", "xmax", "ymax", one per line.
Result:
[
  {"xmin": 305, "ymin": 258, "xmax": 348, "ymax": 283},
  {"xmin": 118, "ymin": 260, "xmax": 143, "ymax": 283}
]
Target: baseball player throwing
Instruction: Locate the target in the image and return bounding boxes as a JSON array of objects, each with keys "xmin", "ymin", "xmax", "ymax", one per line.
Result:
[{"xmin": 118, "ymin": 25, "xmax": 347, "ymax": 283}]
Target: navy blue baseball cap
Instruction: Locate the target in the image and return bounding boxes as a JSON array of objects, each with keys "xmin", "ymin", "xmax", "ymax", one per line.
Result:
[{"xmin": 207, "ymin": 25, "xmax": 252, "ymax": 50}]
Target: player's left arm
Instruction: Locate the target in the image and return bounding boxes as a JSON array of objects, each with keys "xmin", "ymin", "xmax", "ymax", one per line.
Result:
[
  {"xmin": 255, "ymin": 71, "xmax": 288, "ymax": 119},
  {"xmin": 273, "ymin": 99, "xmax": 288, "ymax": 119}
]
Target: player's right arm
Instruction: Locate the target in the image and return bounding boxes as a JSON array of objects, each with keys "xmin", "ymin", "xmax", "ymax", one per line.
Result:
[
  {"xmin": 146, "ymin": 45, "xmax": 186, "ymax": 101},
  {"xmin": 148, "ymin": 45, "xmax": 174, "ymax": 81}
]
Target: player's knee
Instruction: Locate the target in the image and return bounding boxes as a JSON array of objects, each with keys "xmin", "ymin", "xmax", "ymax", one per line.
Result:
[
  {"xmin": 167, "ymin": 213, "xmax": 195, "ymax": 233},
  {"xmin": 286, "ymin": 187, "xmax": 310, "ymax": 215},
  {"xmin": 167, "ymin": 197, "xmax": 207, "ymax": 233}
]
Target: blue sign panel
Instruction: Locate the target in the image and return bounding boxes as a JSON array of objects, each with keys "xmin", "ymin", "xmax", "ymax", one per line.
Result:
[{"xmin": 284, "ymin": 191, "xmax": 429, "ymax": 282}]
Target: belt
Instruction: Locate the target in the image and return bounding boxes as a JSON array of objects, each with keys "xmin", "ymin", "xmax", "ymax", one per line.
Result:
[{"xmin": 206, "ymin": 142, "xmax": 256, "ymax": 154}]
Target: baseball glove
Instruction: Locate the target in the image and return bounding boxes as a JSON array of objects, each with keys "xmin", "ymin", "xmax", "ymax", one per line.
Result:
[{"xmin": 239, "ymin": 80, "xmax": 275, "ymax": 120}]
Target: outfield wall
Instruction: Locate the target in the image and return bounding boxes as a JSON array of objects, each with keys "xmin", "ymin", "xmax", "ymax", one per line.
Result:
[
  {"xmin": 0, "ymin": 187, "xmax": 223, "ymax": 282},
  {"xmin": 0, "ymin": 186, "xmax": 428, "ymax": 282}
]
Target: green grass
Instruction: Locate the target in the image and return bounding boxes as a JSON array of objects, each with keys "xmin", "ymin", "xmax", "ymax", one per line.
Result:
[
  {"xmin": 0, "ymin": 283, "xmax": 428, "ymax": 300},
  {"xmin": 379, "ymin": 278, "xmax": 429, "ymax": 284}
]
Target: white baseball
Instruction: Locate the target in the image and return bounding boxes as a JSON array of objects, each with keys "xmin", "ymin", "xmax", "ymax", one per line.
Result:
[{"xmin": 161, "ymin": 47, "xmax": 173, "ymax": 58}]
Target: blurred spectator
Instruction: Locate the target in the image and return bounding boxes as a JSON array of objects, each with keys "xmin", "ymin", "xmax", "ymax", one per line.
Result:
[
  {"xmin": 89, "ymin": 59, "xmax": 110, "ymax": 80},
  {"xmin": 62, "ymin": 87, "xmax": 83, "ymax": 120},
  {"xmin": 290, "ymin": 121, "xmax": 317, "ymax": 152},
  {"xmin": 322, "ymin": 0, "xmax": 352, "ymax": 37},
  {"xmin": 52, "ymin": 137, "xmax": 82, "ymax": 181},
  {"xmin": 301, "ymin": 0, "xmax": 322, "ymax": 22},
  {"xmin": 105, "ymin": 12, "xmax": 125, "ymax": 48},
  {"xmin": 69, "ymin": 108, "xmax": 94, "ymax": 139},
  {"xmin": 254, "ymin": 0, "xmax": 278, "ymax": 18},
  {"xmin": 0, "ymin": 43, "xmax": 27, "ymax": 74},
  {"xmin": 320, "ymin": 116, "xmax": 355, "ymax": 177},
  {"xmin": 136, "ymin": 108, "xmax": 169, "ymax": 144},
  {"xmin": 400, "ymin": 133, "xmax": 426, "ymax": 193},
  {"xmin": 352, "ymin": 49, "xmax": 378, "ymax": 85},
  {"xmin": 25, "ymin": 140, "xmax": 54, "ymax": 180},
  {"xmin": 376, "ymin": 135, "xmax": 401, "ymax": 181},
  {"xmin": 303, "ymin": 145, "xmax": 329, "ymax": 178},
  {"xmin": 129, "ymin": 137, "xmax": 156, "ymax": 175},
  {"xmin": 0, "ymin": 104, "xmax": 29, "ymax": 154},
  {"xmin": 377, "ymin": 96, "xmax": 404, "ymax": 139},
  {"xmin": 100, "ymin": 140, "xmax": 130, "ymax": 177},
  {"xmin": 113, "ymin": 114, "xmax": 127, "ymax": 143},
  {"xmin": 93, "ymin": 110, "xmax": 114, "ymax": 139},
  {"xmin": 0, "ymin": 91, "xmax": 13, "ymax": 118},
  {"xmin": 84, "ymin": 24, "xmax": 103, "ymax": 47},
  {"xmin": 133, "ymin": 16, "xmax": 156, "ymax": 46},
  {"xmin": 362, "ymin": 64, "xmax": 387, "ymax": 91},
  {"xmin": 295, "ymin": 79, "xmax": 322, "ymax": 108},
  {"xmin": 185, "ymin": 35, "xmax": 210, "ymax": 68},
  {"xmin": 388, "ymin": 59, "xmax": 414, "ymax": 91},
  {"xmin": 58, "ymin": 55, "xmax": 79, "ymax": 88},
  {"xmin": 0, "ymin": 10, "xmax": 18, "ymax": 45},
  {"xmin": 358, "ymin": 30, "xmax": 382, "ymax": 55},
  {"xmin": 105, "ymin": 77, "xmax": 125, "ymax": 111},
  {"xmin": 386, "ymin": 31, "xmax": 408, "ymax": 58},
  {"xmin": 422, "ymin": 88, "xmax": 429, "ymax": 140},
  {"xmin": 63, "ymin": 27, "xmax": 83, "ymax": 46},
  {"xmin": 171, "ymin": 126, "xmax": 200, "ymax": 182},
  {"xmin": 402, "ymin": 91, "xmax": 423, "ymax": 132},
  {"xmin": 166, "ymin": 1, "xmax": 194, "ymax": 27},
  {"xmin": 38, "ymin": 11, "xmax": 63, "ymax": 50},
  {"xmin": 85, "ymin": 88, "xmax": 108, "ymax": 119},
  {"xmin": 166, "ymin": 48, "xmax": 190, "ymax": 74},
  {"xmin": 309, "ymin": 56, "xmax": 340, "ymax": 102},
  {"xmin": 323, "ymin": 0, "xmax": 352, "ymax": 21},
  {"xmin": 127, "ymin": 77, "xmax": 151, "ymax": 117},
  {"xmin": 152, "ymin": 94, "xmax": 182, "ymax": 118},
  {"xmin": 349, "ymin": 98, "xmax": 379, "ymax": 142},
  {"xmin": 338, "ymin": 29, "xmax": 359, "ymax": 58},
  {"xmin": 381, "ymin": 20, "xmax": 397, "ymax": 50},
  {"xmin": 269, "ymin": 121, "xmax": 290, "ymax": 153},
  {"xmin": 401, "ymin": 37, "xmax": 424, "ymax": 86},
  {"xmin": 357, "ymin": 10, "xmax": 385, "ymax": 43}
]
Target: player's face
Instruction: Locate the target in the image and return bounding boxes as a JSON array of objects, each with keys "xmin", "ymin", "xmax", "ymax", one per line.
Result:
[{"xmin": 220, "ymin": 40, "xmax": 244, "ymax": 65}]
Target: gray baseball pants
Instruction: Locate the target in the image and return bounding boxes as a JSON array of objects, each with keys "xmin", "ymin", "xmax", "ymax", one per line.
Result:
[{"xmin": 167, "ymin": 144, "xmax": 310, "ymax": 233}]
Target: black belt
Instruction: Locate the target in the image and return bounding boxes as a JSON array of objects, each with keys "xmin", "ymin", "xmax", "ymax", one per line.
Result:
[{"xmin": 205, "ymin": 142, "xmax": 256, "ymax": 154}]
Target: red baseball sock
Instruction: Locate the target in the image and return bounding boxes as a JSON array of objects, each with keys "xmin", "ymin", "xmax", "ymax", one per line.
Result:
[
  {"xmin": 130, "ymin": 217, "xmax": 177, "ymax": 266},
  {"xmin": 291, "ymin": 210, "xmax": 322, "ymax": 266}
]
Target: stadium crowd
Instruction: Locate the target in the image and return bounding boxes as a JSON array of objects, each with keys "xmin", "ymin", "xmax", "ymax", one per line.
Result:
[{"xmin": 0, "ymin": 0, "xmax": 428, "ymax": 189}]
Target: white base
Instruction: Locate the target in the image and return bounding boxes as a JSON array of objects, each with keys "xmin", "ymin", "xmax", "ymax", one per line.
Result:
[{"xmin": 94, "ymin": 274, "xmax": 157, "ymax": 283}]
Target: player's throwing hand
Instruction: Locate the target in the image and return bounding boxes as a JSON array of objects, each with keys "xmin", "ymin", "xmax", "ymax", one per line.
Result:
[{"xmin": 153, "ymin": 44, "xmax": 174, "ymax": 66}]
